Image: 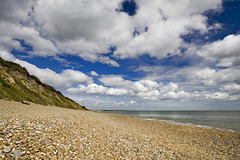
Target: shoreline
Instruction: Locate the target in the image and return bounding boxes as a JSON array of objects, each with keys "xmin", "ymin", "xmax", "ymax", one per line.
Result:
[
  {"xmin": 128, "ymin": 117, "xmax": 237, "ymax": 133},
  {"xmin": 153, "ymin": 119, "xmax": 237, "ymax": 133},
  {"xmin": 99, "ymin": 110, "xmax": 240, "ymax": 133},
  {"xmin": 1, "ymin": 99, "xmax": 240, "ymax": 159}
]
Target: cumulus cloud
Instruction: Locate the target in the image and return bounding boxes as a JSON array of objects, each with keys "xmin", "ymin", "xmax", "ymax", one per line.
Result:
[
  {"xmin": 0, "ymin": 23, "xmax": 58, "ymax": 56},
  {"xmin": 195, "ymin": 68, "xmax": 218, "ymax": 86},
  {"xmin": 129, "ymin": 100, "xmax": 136, "ymax": 104},
  {"xmin": 160, "ymin": 82, "xmax": 178, "ymax": 93},
  {"xmin": 221, "ymin": 84, "xmax": 240, "ymax": 92},
  {"xmin": 113, "ymin": 0, "xmax": 221, "ymax": 59},
  {"xmin": 32, "ymin": 0, "xmax": 130, "ymax": 64},
  {"xmin": 67, "ymin": 83, "xmax": 128, "ymax": 96},
  {"xmin": 163, "ymin": 91, "xmax": 190, "ymax": 100},
  {"xmin": 15, "ymin": 59, "xmax": 92, "ymax": 88},
  {"xmin": 1, "ymin": 0, "xmax": 223, "ymax": 66},
  {"xmin": 98, "ymin": 56, "xmax": 120, "ymax": 67},
  {"xmin": 115, "ymin": 101, "xmax": 126, "ymax": 106},
  {"xmin": 206, "ymin": 92, "xmax": 237, "ymax": 101},
  {"xmin": 0, "ymin": 49, "xmax": 16, "ymax": 61},
  {"xmin": 99, "ymin": 75, "xmax": 132, "ymax": 87},
  {"xmin": 68, "ymin": 75, "xmax": 201, "ymax": 101},
  {"xmin": 195, "ymin": 67, "xmax": 240, "ymax": 86},
  {"xmin": 197, "ymin": 34, "xmax": 240, "ymax": 67},
  {"xmin": 0, "ymin": 0, "xmax": 58, "ymax": 59},
  {"xmin": 106, "ymin": 88, "xmax": 128, "ymax": 96},
  {"xmin": 90, "ymin": 71, "xmax": 99, "ymax": 77},
  {"xmin": 130, "ymin": 63, "xmax": 240, "ymax": 102},
  {"xmin": 0, "ymin": 0, "xmax": 32, "ymax": 23}
]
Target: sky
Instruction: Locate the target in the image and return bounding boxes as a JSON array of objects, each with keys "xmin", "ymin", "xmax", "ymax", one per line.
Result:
[{"xmin": 0, "ymin": 0, "xmax": 240, "ymax": 110}]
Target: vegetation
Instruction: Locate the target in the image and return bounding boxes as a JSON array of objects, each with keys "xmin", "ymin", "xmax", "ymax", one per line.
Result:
[{"xmin": 0, "ymin": 57, "xmax": 86, "ymax": 110}]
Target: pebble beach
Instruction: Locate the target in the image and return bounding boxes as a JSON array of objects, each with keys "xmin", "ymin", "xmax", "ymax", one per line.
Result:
[{"xmin": 0, "ymin": 99, "xmax": 239, "ymax": 159}]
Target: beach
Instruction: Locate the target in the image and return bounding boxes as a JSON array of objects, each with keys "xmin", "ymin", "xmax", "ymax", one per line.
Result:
[{"xmin": 0, "ymin": 99, "xmax": 239, "ymax": 159}]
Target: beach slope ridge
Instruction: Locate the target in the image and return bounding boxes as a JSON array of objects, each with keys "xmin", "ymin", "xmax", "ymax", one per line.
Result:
[{"xmin": 0, "ymin": 57, "xmax": 86, "ymax": 110}]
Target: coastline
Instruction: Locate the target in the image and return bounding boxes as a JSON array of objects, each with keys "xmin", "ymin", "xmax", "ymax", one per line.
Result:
[
  {"xmin": 1, "ymin": 99, "xmax": 240, "ymax": 159},
  {"xmin": 100, "ymin": 110, "xmax": 240, "ymax": 133}
]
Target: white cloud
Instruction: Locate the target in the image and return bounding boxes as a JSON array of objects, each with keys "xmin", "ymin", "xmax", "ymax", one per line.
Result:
[
  {"xmin": 130, "ymin": 63, "xmax": 240, "ymax": 102},
  {"xmin": 0, "ymin": 23, "xmax": 58, "ymax": 57},
  {"xmin": 129, "ymin": 100, "xmax": 136, "ymax": 104},
  {"xmin": 195, "ymin": 67, "xmax": 240, "ymax": 86},
  {"xmin": 138, "ymin": 80, "xmax": 159, "ymax": 89},
  {"xmin": 99, "ymin": 75, "xmax": 132, "ymax": 87},
  {"xmin": 133, "ymin": 90, "xmax": 160, "ymax": 100},
  {"xmin": 0, "ymin": 0, "xmax": 58, "ymax": 58},
  {"xmin": 34, "ymin": 0, "xmax": 127, "ymax": 42},
  {"xmin": 164, "ymin": 91, "xmax": 190, "ymax": 100},
  {"xmin": 0, "ymin": 49, "xmax": 16, "ymax": 61},
  {"xmin": 67, "ymin": 83, "xmax": 128, "ymax": 96},
  {"xmin": 132, "ymin": 81, "xmax": 149, "ymax": 93},
  {"xmin": 221, "ymin": 83, "xmax": 240, "ymax": 92},
  {"xmin": 0, "ymin": 0, "xmax": 33, "ymax": 23},
  {"xmin": 90, "ymin": 71, "xmax": 99, "ymax": 77},
  {"xmin": 98, "ymin": 56, "xmax": 120, "ymax": 67},
  {"xmin": 160, "ymin": 82, "xmax": 179, "ymax": 93},
  {"xmin": 115, "ymin": 101, "xmax": 126, "ymax": 106},
  {"xmin": 206, "ymin": 92, "xmax": 237, "ymax": 101},
  {"xmin": 15, "ymin": 59, "xmax": 92, "ymax": 88},
  {"xmin": 106, "ymin": 88, "xmax": 128, "ymax": 96},
  {"xmin": 195, "ymin": 68, "xmax": 218, "ymax": 86},
  {"xmin": 198, "ymin": 34, "xmax": 240, "ymax": 67},
  {"xmin": 32, "ymin": 0, "xmax": 130, "ymax": 64},
  {"xmin": 113, "ymin": 0, "xmax": 221, "ymax": 59},
  {"xmin": 84, "ymin": 83, "xmax": 107, "ymax": 94},
  {"xmin": 0, "ymin": 0, "xmax": 223, "ymax": 66},
  {"xmin": 68, "ymin": 75, "xmax": 202, "ymax": 101}
]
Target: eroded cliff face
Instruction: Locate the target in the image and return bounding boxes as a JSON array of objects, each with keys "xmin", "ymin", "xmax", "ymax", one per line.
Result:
[{"xmin": 0, "ymin": 57, "xmax": 86, "ymax": 110}]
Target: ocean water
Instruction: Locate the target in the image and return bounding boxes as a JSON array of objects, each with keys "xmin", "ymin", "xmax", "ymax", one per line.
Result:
[{"xmin": 101, "ymin": 110, "xmax": 240, "ymax": 132}]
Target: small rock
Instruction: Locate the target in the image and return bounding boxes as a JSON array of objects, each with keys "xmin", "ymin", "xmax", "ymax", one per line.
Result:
[
  {"xmin": 0, "ymin": 137, "xmax": 3, "ymax": 141},
  {"xmin": 12, "ymin": 150, "xmax": 24, "ymax": 156},
  {"xmin": 8, "ymin": 133, "xmax": 13, "ymax": 138},
  {"xmin": 3, "ymin": 146, "xmax": 11, "ymax": 153},
  {"xmin": 2, "ymin": 123, "xmax": 8, "ymax": 127},
  {"xmin": 22, "ymin": 101, "xmax": 30, "ymax": 105}
]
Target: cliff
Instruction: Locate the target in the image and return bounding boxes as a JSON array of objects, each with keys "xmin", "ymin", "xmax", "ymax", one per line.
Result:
[{"xmin": 0, "ymin": 57, "xmax": 86, "ymax": 110}]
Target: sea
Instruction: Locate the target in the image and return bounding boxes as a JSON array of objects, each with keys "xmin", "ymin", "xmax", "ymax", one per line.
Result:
[{"xmin": 101, "ymin": 110, "xmax": 240, "ymax": 132}]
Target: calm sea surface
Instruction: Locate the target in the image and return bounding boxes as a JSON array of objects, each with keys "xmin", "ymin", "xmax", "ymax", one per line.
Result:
[{"xmin": 101, "ymin": 110, "xmax": 240, "ymax": 132}]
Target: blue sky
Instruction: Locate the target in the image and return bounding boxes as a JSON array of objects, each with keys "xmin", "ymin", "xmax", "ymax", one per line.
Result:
[{"xmin": 1, "ymin": 0, "xmax": 240, "ymax": 110}]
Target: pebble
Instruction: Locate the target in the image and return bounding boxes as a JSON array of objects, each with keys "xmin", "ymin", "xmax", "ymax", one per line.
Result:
[
  {"xmin": 35, "ymin": 131, "xmax": 41, "ymax": 134},
  {"xmin": 11, "ymin": 150, "xmax": 24, "ymax": 156},
  {"xmin": 3, "ymin": 146, "xmax": 11, "ymax": 153},
  {"xmin": 0, "ymin": 100, "xmax": 240, "ymax": 159}
]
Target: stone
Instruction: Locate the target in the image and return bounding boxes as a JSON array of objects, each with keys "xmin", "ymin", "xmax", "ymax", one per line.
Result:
[
  {"xmin": 21, "ymin": 101, "xmax": 30, "ymax": 105},
  {"xmin": 12, "ymin": 150, "xmax": 24, "ymax": 156},
  {"xmin": 3, "ymin": 146, "xmax": 11, "ymax": 153},
  {"xmin": 0, "ymin": 100, "xmax": 239, "ymax": 159}
]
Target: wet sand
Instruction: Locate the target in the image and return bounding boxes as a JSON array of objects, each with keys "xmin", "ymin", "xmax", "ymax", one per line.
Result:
[{"xmin": 0, "ymin": 99, "xmax": 239, "ymax": 159}]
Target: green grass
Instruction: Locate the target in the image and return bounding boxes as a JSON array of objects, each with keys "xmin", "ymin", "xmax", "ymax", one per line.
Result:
[{"xmin": 0, "ymin": 77, "xmax": 11, "ymax": 88}]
